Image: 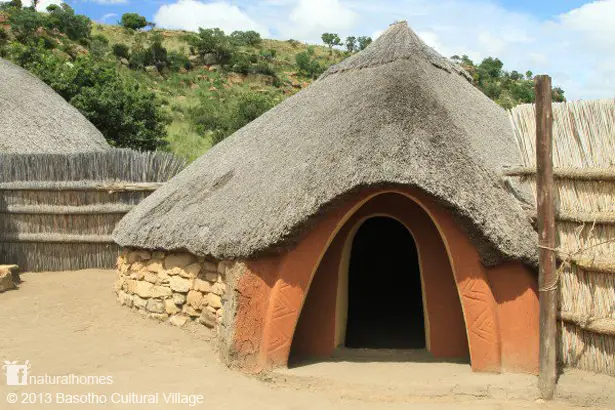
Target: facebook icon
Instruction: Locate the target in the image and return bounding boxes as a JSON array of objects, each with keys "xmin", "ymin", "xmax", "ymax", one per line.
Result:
[{"xmin": 3, "ymin": 360, "xmax": 30, "ymax": 386}]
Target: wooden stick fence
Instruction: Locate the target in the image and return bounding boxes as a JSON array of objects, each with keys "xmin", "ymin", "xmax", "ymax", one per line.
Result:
[
  {"xmin": 508, "ymin": 98, "xmax": 615, "ymax": 377},
  {"xmin": 560, "ymin": 312, "xmax": 615, "ymax": 337},
  {"xmin": 0, "ymin": 181, "xmax": 163, "ymax": 192},
  {"xmin": 0, "ymin": 149, "xmax": 185, "ymax": 272},
  {"xmin": 505, "ymin": 167, "xmax": 615, "ymax": 181},
  {"xmin": 526, "ymin": 210, "xmax": 615, "ymax": 225}
]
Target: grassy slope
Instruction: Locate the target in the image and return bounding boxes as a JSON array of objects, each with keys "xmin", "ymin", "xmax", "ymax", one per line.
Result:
[{"xmin": 92, "ymin": 24, "xmax": 345, "ymax": 161}]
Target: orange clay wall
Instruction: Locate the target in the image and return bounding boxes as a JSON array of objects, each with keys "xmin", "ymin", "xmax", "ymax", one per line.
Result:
[{"xmin": 229, "ymin": 187, "xmax": 539, "ymax": 374}]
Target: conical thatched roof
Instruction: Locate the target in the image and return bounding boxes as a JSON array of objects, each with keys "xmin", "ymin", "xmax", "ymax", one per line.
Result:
[
  {"xmin": 114, "ymin": 22, "xmax": 537, "ymax": 266},
  {"xmin": 0, "ymin": 58, "xmax": 110, "ymax": 153}
]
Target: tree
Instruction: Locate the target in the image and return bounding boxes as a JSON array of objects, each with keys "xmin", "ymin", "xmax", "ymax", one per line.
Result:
[
  {"xmin": 46, "ymin": 4, "xmax": 91, "ymax": 41},
  {"xmin": 187, "ymin": 28, "xmax": 234, "ymax": 65},
  {"xmin": 509, "ymin": 70, "xmax": 522, "ymax": 81},
  {"xmin": 229, "ymin": 30, "xmax": 262, "ymax": 47},
  {"xmin": 345, "ymin": 36, "xmax": 356, "ymax": 53},
  {"xmin": 0, "ymin": 0, "xmax": 22, "ymax": 9},
  {"xmin": 357, "ymin": 36, "xmax": 372, "ymax": 50},
  {"xmin": 321, "ymin": 33, "xmax": 341, "ymax": 49},
  {"xmin": 552, "ymin": 87, "xmax": 565, "ymax": 102},
  {"xmin": 120, "ymin": 13, "xmax": 148, "ymax": 31},
  {"xmin": 19, "ymin": 51, "xmax": 169, "ymax": 150},
  {"xmin": 71, "ymin": 77, "xmax": 169, "ymax": 150},
  {"xmin": 6, "ymin": 6, "xmax": 45, "ymax": 42},
  {"xmin": 478, "ymin": 57, "xmax": 503, "ymax": 79}
]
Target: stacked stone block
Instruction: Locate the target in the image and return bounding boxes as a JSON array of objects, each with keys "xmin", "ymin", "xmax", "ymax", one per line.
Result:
[{"xmin": 115, "ymin": 250, "xmax": 228, "ymax": 330}]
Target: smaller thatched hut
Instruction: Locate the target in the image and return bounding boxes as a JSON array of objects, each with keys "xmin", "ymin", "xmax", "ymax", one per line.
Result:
[
  {"xmin": 0, "ymin": 58, "xmax": 110, "ymax": 153},
  {"xmin": 113, "ymin": 21, "xmax": 540, "ymax": 374}
]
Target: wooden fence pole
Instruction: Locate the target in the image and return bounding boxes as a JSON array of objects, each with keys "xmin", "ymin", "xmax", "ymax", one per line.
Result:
[{"xmin": 535, "ymin": 75, "xmax": 557, "ymax": 400}]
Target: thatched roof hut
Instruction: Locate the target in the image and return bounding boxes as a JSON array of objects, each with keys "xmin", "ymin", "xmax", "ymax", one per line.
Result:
[
  {"xmin": 0, "ymin": 58, "xmax": 110, "ymax": 153},
  {"xmin": 114, "ymin": 21, "xmax": 536, "ymax": 266},
  {"xmin": 113, "ymin": 22, "xmax": 541, "ymax": 375}
]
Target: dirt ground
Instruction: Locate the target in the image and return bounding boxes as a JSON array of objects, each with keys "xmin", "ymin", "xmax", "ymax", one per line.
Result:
[{"xmin": 0, "ymin": 269, "xmax": 613, "ymax": 410}]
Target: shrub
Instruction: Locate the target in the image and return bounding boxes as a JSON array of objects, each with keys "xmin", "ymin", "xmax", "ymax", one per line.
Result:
[
  {"xmin": 295, "ymin": 51, "xmax": 324, "ymax": 78},
  {"xmin": 112, "ymin": 43, "xmax": 130, "ymax": 59},
  {"xmin": 5, "ymin": 40, "xmax": 53, "ymax": 71},
  {"xmin": 259, "ymin": 49, "xmax": 276, "ymax": 61},
  {"xmin": 168, "ymin": 51, "xmax": 191, "ymax": 71},
  {"xmin": 120, "ymin": 13, "xmax": 148, "ymax": 31},
  {"xmin": 147, "ymin": 33, "xmax": 168, "ymax": 71},
  {"xmin": 254, "ymin": 62, "xmax": 276, "ymax": 77},
  {"xmin": 227, "ymin": 92, "xmax": 275, "ymax": 135},
  {"xmin": 128, "ymin": 47, "xmax": 148, "ymax": 70},
  {"xmin": 89, "ymin": 34, "xmax": 108, "ymax": 58},
  {"xmin": 0, "ymin": 27, "xmax": 8, "ymax": 48},
  {"xmin": 91, "ymin": 34, "xmax": 108, "ymax": 46},
  {"xmin": 40, "ymin": 34, "xmax": 58, "ymax": 50},
  {"xmin": 229, "ymin": 53, "xmax": 252, "ymax": 74},
  {"xmin": 191, "ymin": 90, "xmax": 276, "ymax": 145}
]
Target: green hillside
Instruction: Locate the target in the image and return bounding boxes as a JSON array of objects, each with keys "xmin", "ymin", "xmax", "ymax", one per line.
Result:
[
  {"xmin": 91, "ymin": 25, "xmax": 348, "ymax": 160},
  {"xmin": 0, "ymin": 3, "xmax": 565, "ymax": 162}
]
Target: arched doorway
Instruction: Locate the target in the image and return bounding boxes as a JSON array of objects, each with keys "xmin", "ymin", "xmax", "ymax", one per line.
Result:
[
  {"xmin": 345, "ymin": 217, "xmax": 425, "ymax": 349},
  {"xmin": 288, "ymin": 193, "xmax": 470, "ymax": 365}
]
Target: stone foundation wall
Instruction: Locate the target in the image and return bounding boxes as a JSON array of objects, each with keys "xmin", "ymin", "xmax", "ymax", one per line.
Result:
[{"xmin": 115, "ymin": 249, "xmax": 232, "ymax": 331}]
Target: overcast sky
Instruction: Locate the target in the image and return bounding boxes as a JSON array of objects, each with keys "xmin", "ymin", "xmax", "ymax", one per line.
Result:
[{"xmin": 11, "ymin": 0, "xmax": 615, "ymax": 101}]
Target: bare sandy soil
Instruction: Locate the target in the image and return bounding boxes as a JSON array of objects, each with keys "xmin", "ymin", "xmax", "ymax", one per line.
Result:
[{"xmin": 0, "ymin": 269, "xmax": 613, "ymax": 410}]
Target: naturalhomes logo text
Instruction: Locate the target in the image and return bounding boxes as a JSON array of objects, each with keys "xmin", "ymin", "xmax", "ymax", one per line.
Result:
[{"xmin": 3, "ymin": 360, "xmax": 113, "ymax": 386}]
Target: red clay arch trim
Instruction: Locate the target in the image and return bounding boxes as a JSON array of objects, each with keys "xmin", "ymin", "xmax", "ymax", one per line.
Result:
[{"xmin": 232, "ymin": 187, "xmax": 538, "ymax": 373}]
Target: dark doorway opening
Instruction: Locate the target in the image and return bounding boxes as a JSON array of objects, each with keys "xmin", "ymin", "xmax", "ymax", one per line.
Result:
[{"xmin": 345, "ymin": 217, "xmax": 425, "ymax": 349}]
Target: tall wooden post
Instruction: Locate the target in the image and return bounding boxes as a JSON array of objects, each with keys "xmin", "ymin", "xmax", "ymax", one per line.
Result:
[{"xmin": 535, "ymin": 75, "xmax": 557, "ymax": 400}]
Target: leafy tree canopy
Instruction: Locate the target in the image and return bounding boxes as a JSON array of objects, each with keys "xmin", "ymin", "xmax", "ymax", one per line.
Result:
[
  {"xmin": 321, "ymin": 32, "xmax": 341, "ymax": 49},
  {"xmin": 187, "ymin": 27, "xmax": 233, "ymax": 64},
  {"xmin": 8, "ymin": 41, "xmax": 169, "ymax": 150},
  {"xmin": 357, "ymin": 36, "xmax": 372, "ymax": 50},
  {"xmin": 345, "ymin": 36, "xmax": 356, "ymax": 53},
  {"xmin": 46, "ymin": 4, "xmax": 91, "ymax": 41},
  {"xmin": 229, "ymin": 30, "xmax": 262, "ymax": 47},
  {"xmin": 120, "ymin": 13, "xmax": 148, "ymax": 31}
]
